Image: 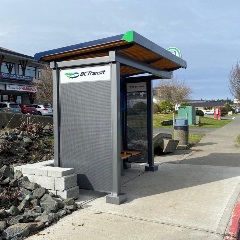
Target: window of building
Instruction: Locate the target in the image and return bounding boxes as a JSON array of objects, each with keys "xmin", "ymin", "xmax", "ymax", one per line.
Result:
[
  {"xmin": 18, "ymin": 65, "xmax": 36, "ymax": 78},
  {"xmin": 1, "ymin": 62, "xmax": 16, "ymax": 74}
]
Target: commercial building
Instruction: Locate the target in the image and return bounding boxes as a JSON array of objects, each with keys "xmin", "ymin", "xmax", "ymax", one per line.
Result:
[{"xmin": 0, "ymin": 47, "xmax": 42, "ymax": 104}]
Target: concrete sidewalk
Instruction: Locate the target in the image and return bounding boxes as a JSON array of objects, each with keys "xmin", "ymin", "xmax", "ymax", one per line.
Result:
[{"xmin": 27, "ymin": 115, "xmax": 240, "ymax": 240}]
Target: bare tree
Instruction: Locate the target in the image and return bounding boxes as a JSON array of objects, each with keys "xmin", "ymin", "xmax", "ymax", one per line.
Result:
[
  {"xmin": 229, "ymin": 61, "xmax": 240, "ymax": 100},
  {"xmin": 154, "ymin": 77, "xmax": 192, "ymax": 105},
  {"xmin": 33, "ymin": 64, "xmax": 53, "ymax": 105}
]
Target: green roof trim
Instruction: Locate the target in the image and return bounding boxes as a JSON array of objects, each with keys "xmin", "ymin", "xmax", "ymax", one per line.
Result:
[{"xmin": 122, "ymin": 30, "xmax": 134, "ymax": 42}]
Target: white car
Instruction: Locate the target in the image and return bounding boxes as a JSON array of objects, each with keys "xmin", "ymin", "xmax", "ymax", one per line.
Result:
[
  {"xmin": 203, "ymin": 110, "xmax": 214, "ymax": 115},
  {"xmin": 235, "ymin": 107, "xmax": 240, "ymax": 113},
  {"xmin": 33, "ymin": 104, "xmax": 53, "ymax": 116}
]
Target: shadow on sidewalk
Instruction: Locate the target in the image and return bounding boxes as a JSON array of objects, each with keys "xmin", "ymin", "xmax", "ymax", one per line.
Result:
[
  {"xmin": 169, "ymin": 152, "xmax": 240, "ymax": 167},
  {"xmin": 194, "ymin": 141, "xmax": 217, "ymax": 147},
  {"xmin": 120, "ymin": 152, "xmax": 240, "ymax": 204}
]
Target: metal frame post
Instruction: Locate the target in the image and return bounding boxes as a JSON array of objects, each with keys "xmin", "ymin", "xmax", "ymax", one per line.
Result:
[
  {"xmin": 145, "ymin": 80, "xmax": 158, "ymax": 172},
  {"xmin": 51, "ymin": 62, "xmax": 61, "ymax": 167},
  {"xmin": 106, "ymin": 60, "xmax": 127, "ymax": 204}
]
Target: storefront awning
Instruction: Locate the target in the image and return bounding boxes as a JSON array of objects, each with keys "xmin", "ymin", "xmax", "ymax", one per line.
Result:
[{"xmin": 34, "ymin": 31, "xmax": 187, "ymax": 78}]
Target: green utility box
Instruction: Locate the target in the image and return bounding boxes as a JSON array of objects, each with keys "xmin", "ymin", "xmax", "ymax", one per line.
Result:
[{"xmin": 178, "ymin": 106, "xmax": 196, "ymax": 125}]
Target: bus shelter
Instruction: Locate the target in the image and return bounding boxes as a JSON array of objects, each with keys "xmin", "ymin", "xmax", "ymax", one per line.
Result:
[{"xmin": 34, "ymin": 31, "xmax": 187, "ymax": 204}]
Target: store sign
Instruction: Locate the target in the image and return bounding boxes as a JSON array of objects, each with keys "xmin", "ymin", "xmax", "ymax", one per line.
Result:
[
  {"xmin": 6, "ymin": 84, "xmax": 37, "ymax": 92},
  {"xmin": 0, "ymin": 72, "xmax": 33, "ymax": 82},
  {"xmin": 60, "ymin": 65, "xmax": 111, "ymax": 84},
  {"xmin": 127, "ymin": 82, "xmax": 147, "ymax": 92}
]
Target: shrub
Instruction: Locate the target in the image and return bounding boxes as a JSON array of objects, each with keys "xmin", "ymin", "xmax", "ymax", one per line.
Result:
[
  {"xmin": 196, "ymin": 109, "xmax": 204, "ymax": 117},
  {"xmin": 224, "ymin": 103, "xmax": 234, "ymax": 112},
  {"xmin": 158, "ymin": 100, "xmax": 173, "ymax": 113},
  {"xmin": 221, "ymin": 107, "xmax": 228, "ymax": 116}
]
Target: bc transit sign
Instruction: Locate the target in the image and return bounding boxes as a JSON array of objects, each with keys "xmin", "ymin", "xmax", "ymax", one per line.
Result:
[{"xmin": 60, "ymin": 65, "xmax": 110, "ymax": 84}]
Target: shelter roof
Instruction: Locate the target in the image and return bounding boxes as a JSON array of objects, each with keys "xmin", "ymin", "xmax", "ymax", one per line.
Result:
[
  {"xmin": 34, "ymin": 31, "xmax": 187, "ymax": 77},
  {"xmin": 0, "ymin": 47, "xmax": 34, "ymax": 60}
]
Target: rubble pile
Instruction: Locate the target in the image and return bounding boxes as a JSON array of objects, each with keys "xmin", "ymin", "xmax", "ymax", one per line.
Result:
[
  {"xmin": 0, "ymin": 123, "xmax": 79, "ymax": 239},
  {"xmin": 0, "ymin": 122, "xmax": 54, "ymax": 167},
  {"xmin": 0, "ymin": 165, "xmax": 78, "ymax": 240}
]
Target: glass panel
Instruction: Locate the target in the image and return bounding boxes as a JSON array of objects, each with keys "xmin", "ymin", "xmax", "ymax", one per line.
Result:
[
  {"xmin": 2, "ymin": 95, "xmax": 8, "ymax": 101},
  {"xmin": 18, "ymin": 65, "xmax": 36, "ymax": 77},
  {"xmin": 1, "ymin": 62, "xmax": 15, "ymax": 74},
  {"xmin": 126, "ymin": 91, "xmax": 148, "ymax": 163}
]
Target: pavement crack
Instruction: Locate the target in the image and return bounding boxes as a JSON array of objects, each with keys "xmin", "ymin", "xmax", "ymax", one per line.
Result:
[
  {"xmin": 88, "ymin": 208, "xmax": 225, "ymax": 237},
  {"xmin": 121, "ymin": 171, "xmax": 147, "ymax": 186}
]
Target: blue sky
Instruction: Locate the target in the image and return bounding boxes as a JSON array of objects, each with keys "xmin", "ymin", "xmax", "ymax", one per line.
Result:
[{"xmin": 1, "ymin": 0, "xmax": 239, "ymax": 100}]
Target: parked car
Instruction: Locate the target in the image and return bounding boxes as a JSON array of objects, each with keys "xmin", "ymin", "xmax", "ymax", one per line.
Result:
[
  {"xmin": 19, "ymin": 104, "xmax": 38, "ymax": 115},
  {"xmin": 235, "ymin": 107, "xmax": 240, "ymax": 113},
  {"xmin": 33, "ymin": 104, "xmax": 53, "ymax": 116},
  {"xmin": 203, "ymin": 109, "xmax": 214, "ymax": 115},
  {"xmin": 0, "ymin": 102, "xmax": 22, "ymax": 113}
]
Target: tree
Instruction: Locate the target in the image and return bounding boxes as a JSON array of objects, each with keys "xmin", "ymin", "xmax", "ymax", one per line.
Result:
[
  {"xmin": 33, "ymin": 64, "xmax": 53, "ymax": 105},
  {"xmin": 229, "ymin": 61, "xmax": 240, "ymax": 100},
  {"xmin": 154, "ymin": 78, "xmax": 192, "ymax": 105}
]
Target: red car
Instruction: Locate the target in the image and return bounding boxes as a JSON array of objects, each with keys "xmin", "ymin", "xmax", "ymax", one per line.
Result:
[{"xmin": 19, "ymin": 104, "xmax": 38, "ymax": 115}]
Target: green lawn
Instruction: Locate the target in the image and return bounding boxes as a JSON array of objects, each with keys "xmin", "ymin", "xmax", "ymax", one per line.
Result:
[
  {"xmin": 197, "ymin": 117, "xmax": 232, "ymax": 128},
  {"xmin": 153, "ymin": 113, "xmax": 232, "ymax": 148},
  {"xmin": 188, "ymin": 134, "xmax": 205, "ymax": 148},
  {"xmin": 153, "ymin": 114, "xmax": 232, "ymax": 128},
  {"xmin": 153, "ymin": 113, "xmax": 176, "ymax": 128}
]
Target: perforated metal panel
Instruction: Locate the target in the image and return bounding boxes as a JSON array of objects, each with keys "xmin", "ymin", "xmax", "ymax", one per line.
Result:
[{"xmin": 59, "ymin": 80, "xmax": 113, "ymax": 192}]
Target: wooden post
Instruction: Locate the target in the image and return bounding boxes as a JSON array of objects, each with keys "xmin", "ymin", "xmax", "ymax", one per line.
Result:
[{"xmin": 19, "ymin": 60, "xmax": 28, "ymax": 76}]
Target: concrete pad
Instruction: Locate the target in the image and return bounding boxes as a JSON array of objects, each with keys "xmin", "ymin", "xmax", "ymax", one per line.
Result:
[
  {"xmin": 76, "ymin": 189, "xmax": 106, "ymax": 206},
  {"xmin": 84, "ymin": 163, "xmax": 240, "ymax": 235},
  {"xmin": 27, "ymin": 208, "xmax": 223, "ymax": 240}
]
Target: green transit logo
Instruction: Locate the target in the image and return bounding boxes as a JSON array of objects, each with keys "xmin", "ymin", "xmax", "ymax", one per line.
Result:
[
  {"xmin": 65, "ymin": 72, "xmax": 79, "ymax": 79},
  {"xmin": 65, "ymin": 70, "xmax": 106, "ymax": 79},
  {"xmin": 167, "ymin": 47, "xmax": 182, "ymax": 58}
]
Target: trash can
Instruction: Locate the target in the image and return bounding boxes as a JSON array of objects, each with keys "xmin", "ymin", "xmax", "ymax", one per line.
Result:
[{"xmin": 174, "ymin": 118, "xmax": 189, "ymax": 147}]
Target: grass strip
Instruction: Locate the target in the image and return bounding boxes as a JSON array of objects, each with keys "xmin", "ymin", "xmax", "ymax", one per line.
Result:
[
  {"xmin": 188, "ymin": 134, "xmax": 205, "ymax": 148},
  {"xmin": 153, "ymin": 114, "xmax": 232, "ymax": 128},
  {"xmin": 237, "ymin": 135, "xmax": 240, "ymax": 145}
]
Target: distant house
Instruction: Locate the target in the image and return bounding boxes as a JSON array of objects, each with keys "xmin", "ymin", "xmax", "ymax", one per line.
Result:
[{"xmin": 186, "ymin": 100, "xmax": 227, "ymax": 110}]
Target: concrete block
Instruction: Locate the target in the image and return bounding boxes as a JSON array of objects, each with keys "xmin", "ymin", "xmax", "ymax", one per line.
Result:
[
  {"xmin": 48, "ymin": 190, "xmax": 57, "ymax": 196},
  {"xmin": 161, "ymin": 139, "xmax": 179, "ymax": 153},
  {"xmin": 14, "ymin": 166, "xmax": 22, "ymax": 172},
  {"xmin": 47, "ymin": 167, "xmax": 75, "ymax": 177},
  {"xmin": 21, "ymin": 165, "xmax": 36, "ymax": 175},
  {"xmin": 34, "ymin": 160, "xmax": 54, "ymax": 166},
  {"xmin": 34, "ymin": 167, "xmax": 50, "ymax": 176},
  {"xmin": 23, "ymin": 174, "xmax": 35, "ymax": 182},
  {"xmin": 35, "ymin": 176, "xmax": 55, "ymax": 190},
  {"xmin": 54, "ymin": 174, "xmax": 77, "ymax": 191},
  {"xmin": 56, "ymin": 186, "xmax": 79, "ymax": 200}
]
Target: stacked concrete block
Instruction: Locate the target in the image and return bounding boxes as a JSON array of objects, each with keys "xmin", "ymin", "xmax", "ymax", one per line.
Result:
[{"xmin": 14, "ymin": 160, "xmax": 79, "ymax": 199}]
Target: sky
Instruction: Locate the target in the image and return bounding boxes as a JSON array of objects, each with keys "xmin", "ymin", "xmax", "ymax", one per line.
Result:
[{"xmin": 1, "ymin": 0, "xmax": 240, "ymax": 100}]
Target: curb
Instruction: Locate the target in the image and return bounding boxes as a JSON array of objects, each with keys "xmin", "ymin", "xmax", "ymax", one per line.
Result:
[{"xmin": 224, "ymin": 197, "xmax": 240, "ymax": 240}]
